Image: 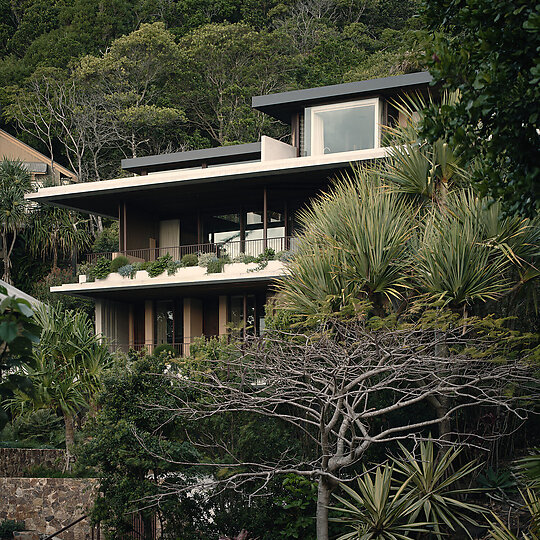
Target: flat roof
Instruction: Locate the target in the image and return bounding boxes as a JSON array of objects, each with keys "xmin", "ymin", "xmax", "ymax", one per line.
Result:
[
  {"xmin": 252, "ymin": 71, "xmax": 433, "ymax": 122},
  {"xmin": 27, "ymin": 147, "xmax": 387, "ymax": 218},
  {"xmin": 121, "ymin": 142, "xmax": 261, "ymax": 174}
]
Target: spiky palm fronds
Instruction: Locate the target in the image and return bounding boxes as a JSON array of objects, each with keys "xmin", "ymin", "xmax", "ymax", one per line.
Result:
[
  {"xmin": 416, "ymin": 190, "xmax": 540, "ymax": 307},
  {"xmin": 331, "ymin": 465, "xmax": 429, "ymax": 540},
  {"xmin": 392, "ymin": 440, "xmax": 484, "ymax": 539},
  {"xmin": 277, "ymin": 169, "xmax": 414, "ymax": 321},
  {"xmin": 381, "ymin": 91, "xmax": 469, "ymax": 208}
]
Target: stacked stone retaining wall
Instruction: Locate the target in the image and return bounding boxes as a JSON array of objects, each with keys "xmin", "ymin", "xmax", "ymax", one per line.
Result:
[
  {"xmin": 0, "ymin": 477, "xmax": 98, "ymax": 540},
  {"xmin": 0, "ymin": 448, "xmax": 65, "ymax": 477}
]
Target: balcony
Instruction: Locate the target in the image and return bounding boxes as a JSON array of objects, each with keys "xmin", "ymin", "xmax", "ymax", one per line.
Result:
[{"xmin": 86, "ymin": 236, "xmax": 297, "ymax": 264}]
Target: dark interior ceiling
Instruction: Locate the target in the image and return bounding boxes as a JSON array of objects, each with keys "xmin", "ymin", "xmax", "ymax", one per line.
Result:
[
  {"xmin": 41, "ymin": 163, "xmax": 350, "ymax": 219},
  {"xmin": 60, "ymin": 276, "xmax": 276, "ymax": 302}
]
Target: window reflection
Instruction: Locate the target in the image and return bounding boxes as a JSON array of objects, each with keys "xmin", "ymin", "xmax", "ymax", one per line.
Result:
[{"xmin": 304, "ymin": 99, "xmax": 380, "ymax": 156}]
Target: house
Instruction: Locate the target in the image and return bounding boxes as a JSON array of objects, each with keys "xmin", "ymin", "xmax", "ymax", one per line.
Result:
[
  {"xmin": 0, "ymin": 129, "xmax": 78, "ymax": 185},
  {"xmin": 26, "ymin": 72, "xmax": 432, "ymax": 354}
]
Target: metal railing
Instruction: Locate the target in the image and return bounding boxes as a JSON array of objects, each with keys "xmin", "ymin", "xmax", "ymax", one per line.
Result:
[
  {"xmin": 86, "ymin": 236, "xmax": 297, "ymax": 264},
  {"xmin": 107, "ymin": 340, "xmax": 212, "ymax": 356}
]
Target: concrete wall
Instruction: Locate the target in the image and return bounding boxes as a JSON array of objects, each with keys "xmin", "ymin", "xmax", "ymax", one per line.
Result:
[
  {"xmin": 0, "ymin": 478, "xmax": 98, "ymax": 540},
  {"xmin": 0, "ymin": 448, "xmax": 65, "ymax": 477}
]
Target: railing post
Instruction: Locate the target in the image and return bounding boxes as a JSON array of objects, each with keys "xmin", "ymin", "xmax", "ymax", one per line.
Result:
[{"xmin": 263, "ymin": 187, "xmax": 268, "ymax": 250}]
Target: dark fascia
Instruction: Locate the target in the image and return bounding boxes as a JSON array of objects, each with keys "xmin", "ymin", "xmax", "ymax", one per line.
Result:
[
  {"xmin": 252, "ymin": 71, "xmax": 433, "ymax": 123},
  {"xmin": 121, "ymin": 142, "xmax": 261, "ymax": 175}
]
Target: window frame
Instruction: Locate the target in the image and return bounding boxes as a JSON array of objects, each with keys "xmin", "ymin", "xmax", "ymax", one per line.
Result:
[{"xmin": 306, "ymin": 97, "xmax": 382, "ymax": 156}]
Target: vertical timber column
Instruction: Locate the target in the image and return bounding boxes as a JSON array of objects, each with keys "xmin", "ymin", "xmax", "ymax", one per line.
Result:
[
  {"xmin": 118, "ymin": 204, "xmax": 123, "ymax": 252},
  {"xmin": 263, "ymin": 186, "xmax": 268, "ymax": 249},
  {"xmin": 122, "ymin": 202, "xmax": 127, "ymax": 255},
  {"xmin": 284, "ymin": 201, "xmax": 288, "ymax": 251},
  {"xmin": 183, "ymin": 298, "xmax": 203, "ymax": 356},
  {"xmin": 218, "ymin": 296, "xmax": 228, "ymax": 338},
  {"xmin": 197, "ymin": 211, "xmax": 202, "ymax": 244},
  {"xmin": 128, "ymin": 304, "xmax": 134, "ymax": 348},
  {"xmin": 144, "ymin": 300, "xmax": 154, "ymax": 353},
  {"xmin": 239, "ymin": 210, "xmax": 246, "ymax": 254},
  {"xmin": 95, "ymin": 299, "xmax": 103, "ymax": 340}
]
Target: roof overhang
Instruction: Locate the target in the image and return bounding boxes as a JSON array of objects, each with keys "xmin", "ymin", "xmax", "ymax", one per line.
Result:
[
  {"xmin": 26, "ymin": 147, "xmax": 388, "ymax": 218},
  {"xmin": 252, "ymin": 72, "xmax": 433, "ymax": 123},
  {"xmin": 121, "ymin": 142, "xmax": 261, "ymax": 175}
]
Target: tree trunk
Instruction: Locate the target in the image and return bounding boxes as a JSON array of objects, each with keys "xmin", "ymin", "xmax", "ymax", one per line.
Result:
[
  {"xmin": 316, "ymin": 476, "xmax": 332, "ymax": 540},
  {"xmin": 1, "ymin": 230, "xmax": 11, "ymax": 284},
  {"xmin": 435, "ymin": 395, "xmax": 451, "ymax": 440},
  {"xmin": 63, "ymin": 412, "xmax": 75, "ymax": 471}
]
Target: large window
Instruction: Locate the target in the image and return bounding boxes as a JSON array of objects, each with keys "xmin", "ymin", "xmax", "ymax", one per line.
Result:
[{"xmin": 303, "ymin": 98, "xmax": 381, "ymax": 156}]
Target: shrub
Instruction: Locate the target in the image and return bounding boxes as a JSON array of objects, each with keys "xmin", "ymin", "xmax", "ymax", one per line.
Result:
[
  {"xmin": 92, "ymin": 222, "xmax": 119, "ymax": 253},
  {"xmin": 181, "ymin": 253, "xmax": 198, "ymax": 267},
  {"xmin": 206, "ymin": 258, "xmax": 226, "ymax": 274},
  {"xmin": 0, "ymin": 520, "xmax": 25, "ymax": 540},
  {"xmin": 110, "ymin": 255, "xmax": 130, "ymax": 273},
  {"xmin": 118, "ymin": 264, "xmax": 135, "ymax": 278},
  {"xmin": 91, "ymin": 257, "xmax": 112, "ymax": 279},
  {"xmin": 147, "ymin": 254, "xmax": 172, "ymax": 277},
  {"xmin": 277, "ymin": 250, "xmax": 294, "ymax": 262},
  {"xmin": 255, "ymin": 248, "xmax": 275, "ymax": 263},
  {"xmin": 153, "ymin": 344, "xmax": 177, "ymax": 358},
  {"xmin": 233, "ymin": 253, "xmax": 257, "ymax": 264},
  {"xmin": 167, "ymin": 259, "xmax": 181, "ymax": 275},
  {"xmin": 198, "ymin": 252, "xmax": 219, "ymax": 267}
]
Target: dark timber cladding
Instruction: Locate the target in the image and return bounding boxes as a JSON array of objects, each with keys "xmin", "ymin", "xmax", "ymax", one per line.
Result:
[
  {"xmin": 252, "ymin": 71, "xmax": 433, "ymax": 123},
  {"xmin": 121, "ymin": 142, "xmax": 261, "ymax": 175}
]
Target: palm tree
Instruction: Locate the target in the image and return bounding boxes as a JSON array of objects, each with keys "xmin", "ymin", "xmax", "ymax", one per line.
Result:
[
  {"xmin": 28, "ymin": 204, "xmax": 90, "ymax": 269},
  {"xmin": 279, "ymin": 170, "xmax": 415, "ymax": 323},
  {"xmin": 0, "ymin": 159, "xmax": 33, "ymax": 284},
  {"xmin": 275, "ymin": 100, "xmax": 539, "ymax": 440},
  {"xmin": 8, "ymin": 303, "xmax": 111, "ymax": 469}
]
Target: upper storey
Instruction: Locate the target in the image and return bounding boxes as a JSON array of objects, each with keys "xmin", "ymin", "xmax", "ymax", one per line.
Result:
[
  {"xmin": 252, "ymin": 71, "xmax": 432, "ymax": 157},
  {"xmin": 26, "ymin": 72, "xmax": 432, "ymax": 218}
]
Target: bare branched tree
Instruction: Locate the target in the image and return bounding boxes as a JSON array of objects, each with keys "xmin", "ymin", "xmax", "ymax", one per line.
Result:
[{"xmin": 143, "ymin": 317, "xmax": 538, "ymax": 540}]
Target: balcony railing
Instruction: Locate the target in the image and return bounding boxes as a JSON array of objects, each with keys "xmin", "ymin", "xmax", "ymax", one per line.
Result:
[{"xmin": 86, "ymin": 236, "xmax": 297, "ymax": 264}]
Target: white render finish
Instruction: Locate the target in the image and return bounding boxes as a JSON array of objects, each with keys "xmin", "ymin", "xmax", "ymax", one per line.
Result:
[
  {"xmin": 260, "ymin": 135, "xmax": 297, "ymax": 161},
  {"xmin": 26, "ymin": 146, "xmax": 389, "ymax": 212},
  {"xmin": 50, "ymin": 261, "xmax": 286, "ymax": 296}
]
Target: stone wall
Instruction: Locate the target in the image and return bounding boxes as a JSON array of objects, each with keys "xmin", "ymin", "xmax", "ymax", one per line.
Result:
[
  {"xmin": 0, "ymin": 448, "xmax": 65, "ymax": 477},
  {"xmin": 0, "ymin": 478, "xmax": 98, "ymax": 540}
]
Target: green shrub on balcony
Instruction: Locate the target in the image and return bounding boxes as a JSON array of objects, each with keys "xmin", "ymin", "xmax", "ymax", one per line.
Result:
[
  {"xmin": 181, "ymin": 253, "xmax": 198, "ymax": 267},
  {"xmin": 118, "ymin": 264, "xmax": 136, "ymax": 278},
  {"xmin": 91, "ymin": 257, "xmax": 112, "ymax": 280},
  {"xmin": 206, "ymin": 258, "xmax": 226, "ymax": 274},
  {"xmin": 110, "ymin": 255, "xmax": 130, "ymax": 273},
  {"xmin": 147, "ymin": 254, "xmax": 172, "ymax": 277},
  {"xmin": 198, "ymin": 252, "xmax": 219, "ymax": 267},
  {"xmin": 233, "ymin": 253, "xmax": 257, "ymax": 263}
]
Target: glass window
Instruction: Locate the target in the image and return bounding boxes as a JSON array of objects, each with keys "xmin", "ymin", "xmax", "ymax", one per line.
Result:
[{"xmin": 304, "ymin": 98, "xmax": 380, "ymax": 156}]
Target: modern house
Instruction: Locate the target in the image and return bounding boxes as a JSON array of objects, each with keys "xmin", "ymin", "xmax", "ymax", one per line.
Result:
[
  {"xmin": 26, "ymin": 72, "xmax": 432, "ymax": 354},
  {"xmin": 0, "ymin": 129, "xmax": 78, "ymax": 185}
]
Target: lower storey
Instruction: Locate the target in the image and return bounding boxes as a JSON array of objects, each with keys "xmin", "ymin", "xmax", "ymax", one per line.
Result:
[{"xmin": 95, "ymin": 290, "xmax": 269, "ymax": 355}]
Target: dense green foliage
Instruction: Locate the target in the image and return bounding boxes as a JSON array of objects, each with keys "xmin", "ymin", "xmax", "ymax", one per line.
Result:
[
  {"xmin": 0, "ymin": 285, "xmax": 40, "ymax": 429},
  {"xmin": 0, "ymin": 1, "xmax": 423, "ymax": 177},
  {"xmin": 421, "ymin": 0, "xmax": 540, "ymax": 216}
]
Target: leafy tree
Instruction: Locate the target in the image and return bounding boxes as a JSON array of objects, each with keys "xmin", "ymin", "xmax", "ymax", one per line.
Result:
[
  {"xmin": 177, "ymin": 23, "xmax": 293, "ymax": 145},
  {"xmin": 0, "ymin": 285, "xmax": 40, "ymax": 430},
  {"xmin": 78, "ymin": 352, "xmax": 207, "ymax": 540},
  {"xmin": 8, "ymin": 304, "xmax": 111, "ymax": 469},
  {"xmin": 28, "ymin": 205, "xmax": 90, "ymax": 270},
  {"xmin": 421, "ymin": 0, "xmax": 540, "ymax": 216},
  {"xmin": 0, "ymin": 159, "xmax": 33, "ymax": 284}
]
